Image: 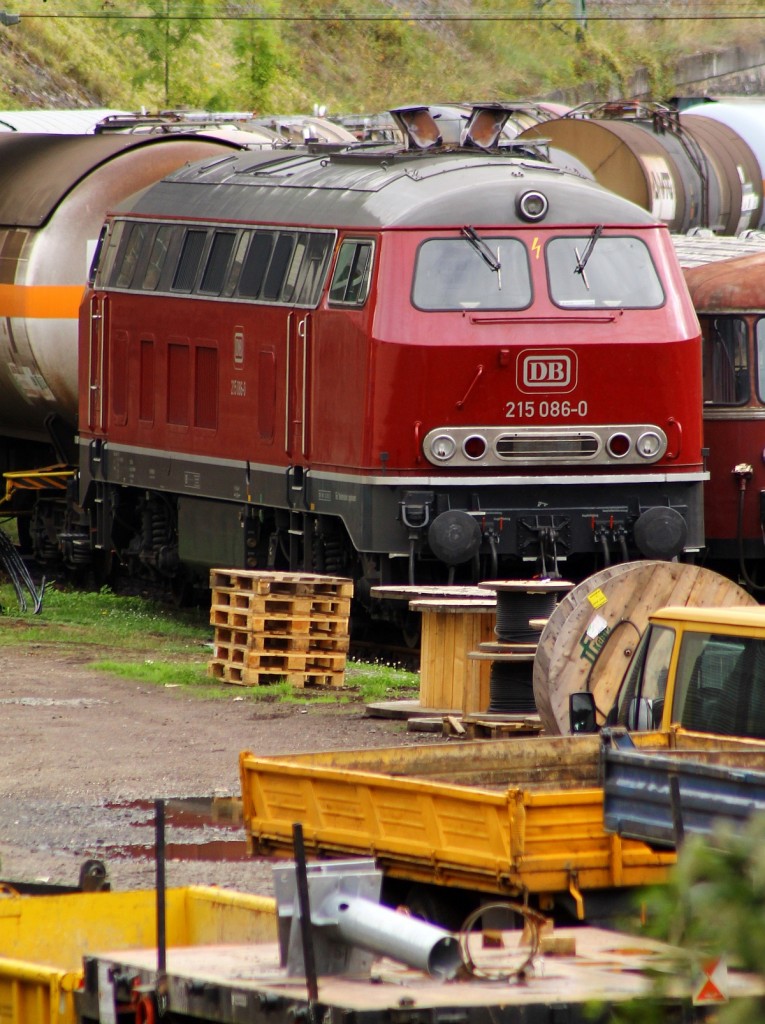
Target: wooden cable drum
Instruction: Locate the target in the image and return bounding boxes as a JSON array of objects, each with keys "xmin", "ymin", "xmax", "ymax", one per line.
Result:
[
  {"xmin": 487, "ymin": 659, "xmax": 537, "ymax": 713},
  {"xmin": 533, "ymin": 561, "xmax": 758, "ymax": 735}
]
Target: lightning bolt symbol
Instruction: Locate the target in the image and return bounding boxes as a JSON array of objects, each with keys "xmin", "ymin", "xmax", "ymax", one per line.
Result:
[{"xmin": 532, "ymin": 236, "xmax": 541, "ymax": 260}]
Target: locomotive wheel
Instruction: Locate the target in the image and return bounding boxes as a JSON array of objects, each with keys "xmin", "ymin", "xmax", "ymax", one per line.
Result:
[{"xmin": 533, "ymin": 561, "xmax": 757, "ymax": 735}]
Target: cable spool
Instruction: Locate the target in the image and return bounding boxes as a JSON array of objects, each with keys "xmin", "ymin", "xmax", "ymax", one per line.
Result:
[
  {"xmin": 487, "ymin": 659, "xmax": 536, "ymax": 714},
  {"xmin": 532, "ymin": 561, "xmax": 758, "ymax": 735},
  {"xmin": 479, "ymin": 580, "xmax": 575, "ymax": 644},
  {"xmin": 494, "ymin": 589, "xmax": 557, "ymax": 643}
]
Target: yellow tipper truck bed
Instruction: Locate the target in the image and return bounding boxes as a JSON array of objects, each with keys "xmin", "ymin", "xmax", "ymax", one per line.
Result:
[{"xmin": 240, "ymin": 733, "xmax": 687, "ymax": 914}]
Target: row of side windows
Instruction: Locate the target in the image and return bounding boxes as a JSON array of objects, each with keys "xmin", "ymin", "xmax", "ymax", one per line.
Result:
[{"xmin": 96, "ymin": 220, "xmax": 373, "ymax": 309}]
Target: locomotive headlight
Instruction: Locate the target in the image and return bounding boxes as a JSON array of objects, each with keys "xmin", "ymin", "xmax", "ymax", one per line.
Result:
[
  {"xmin": 463, "ymin": 434, "xmax": 488, "ymax": 460},
  {"xmin": 430, "ymin": 434, "xmax": 457, "ymax": 461},
  {"xmin": 636, "ymin": 431, "xmax": 663, "ymax": 459},
  {"xmin": 606, "ymin": 432, "xmax": 631, "ymax": 458},
  {"xmin": 516, "ymin": 190, "xmax": 549, "ymax": 222}
]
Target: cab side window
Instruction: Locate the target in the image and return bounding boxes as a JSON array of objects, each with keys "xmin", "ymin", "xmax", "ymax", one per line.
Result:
[
  {"xmin": 329, "ymin": 240, "xmax": 373, "ymax": 306},
  {"xmin": 614, "ymin": 624, "xmax": 674, "ymax": 730}
]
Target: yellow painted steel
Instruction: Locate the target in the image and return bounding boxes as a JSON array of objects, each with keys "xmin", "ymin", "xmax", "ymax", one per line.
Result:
[
  {"xmin": 239, "ymin": 734, "xmax": 681, "ymax": 914},
  {"xmin": 0, "ymin": 465, "xmax": 74, "ymax": 507},
  {"xmin": 0, "ymin": 886, "xmax": 276, "ymax": 1024}
]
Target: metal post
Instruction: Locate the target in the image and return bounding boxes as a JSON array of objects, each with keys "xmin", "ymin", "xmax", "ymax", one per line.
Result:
[{"xmin": 292, "ymin": 823, "xmax": 319, "ymax": 1022}]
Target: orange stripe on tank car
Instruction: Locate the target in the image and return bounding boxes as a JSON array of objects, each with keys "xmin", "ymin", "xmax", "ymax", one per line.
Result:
[{"xmin": 0, "ymin": 283, "xmax": 85, "ymax": 318}]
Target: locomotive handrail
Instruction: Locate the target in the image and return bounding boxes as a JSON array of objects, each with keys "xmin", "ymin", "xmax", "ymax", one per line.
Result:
[
  {"xmin": 469, "ymin": 313, "xmax": 622, "ymax": 324},
  {"xmin": 456, "ymin": 364, "xmax": 484, "ymax": 410}
]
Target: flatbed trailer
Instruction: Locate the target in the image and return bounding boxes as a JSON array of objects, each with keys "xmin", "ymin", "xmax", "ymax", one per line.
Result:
[
  {"xmin": 0, "ymin": 885, "xmax": 275, "ymax": 1024},
  {"xmin": 239, "ymin": 730, "xmax": 765, "ymax": 919},
  {"xmin": 75, "ymin": 925, "xmax": 765, "ymax": 1023}
]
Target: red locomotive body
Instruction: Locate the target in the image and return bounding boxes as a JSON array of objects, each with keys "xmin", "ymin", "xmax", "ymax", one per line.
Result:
[
  {"xmin": 77, "ymin": 106, "xmax": 705, "ymax": 599},
  {"xmin": 678, "ymin": 240, "xmax": 765, "ymax": 586}
]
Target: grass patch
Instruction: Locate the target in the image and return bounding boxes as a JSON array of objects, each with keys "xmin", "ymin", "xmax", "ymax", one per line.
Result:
[
  {"xmin": 0, "ymin": 581, "xmax": 420, "ymax": 704},
  {"xmin": 0, "ymin": 583, "xmax": 210, "ymax": 654}
]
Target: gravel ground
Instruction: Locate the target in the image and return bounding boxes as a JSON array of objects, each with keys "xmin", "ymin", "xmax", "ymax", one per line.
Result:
[{"xmin": 0, "ymin": 648, "xmax": 436, "ymax": 896}]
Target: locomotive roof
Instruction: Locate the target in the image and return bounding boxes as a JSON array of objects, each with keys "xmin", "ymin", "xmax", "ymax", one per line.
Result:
[
  {"xmin": 683, "ymin": 247, "xmax": 765, "ymax": 311},
  {"xmin": 121, "ymin": 145, "xmax": 659, "ymax": 229}
]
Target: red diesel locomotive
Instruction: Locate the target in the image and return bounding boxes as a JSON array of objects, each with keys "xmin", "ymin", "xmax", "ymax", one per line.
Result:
[
  {"xmin": 74, "ymin": 104, "xmax": 705, "ymax": 602},
  {"xmin": 675, "ymin": 233, "xmax": 765, "ymax": 588}
]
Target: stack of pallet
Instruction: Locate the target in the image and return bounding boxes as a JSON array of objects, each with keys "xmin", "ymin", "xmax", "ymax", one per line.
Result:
[{"xmin": 208, "ymin": 569, "xmax": 353, "ymax": 689}]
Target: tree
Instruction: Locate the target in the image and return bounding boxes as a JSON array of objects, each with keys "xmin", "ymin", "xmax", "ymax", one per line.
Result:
[
  {"xmin": 115, "ymin": 0, "xmax": 212, "ymax": 108},
  {"xmin": 228, "ymin": 1, "xmax": 280, "ymax": 111}
]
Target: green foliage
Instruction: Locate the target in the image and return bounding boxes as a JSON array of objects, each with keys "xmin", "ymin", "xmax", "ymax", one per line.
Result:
[
  {"xmin": 347, "ymin": 661, "xmax": 420, "ymax": 702},
  {"xmin": 0, "ymin": 581, "xmax": 419, "ymax": 703},
  {"xmin": 0, "ymin": 583, "xmax": 208, "ymax": 652},
  {"xmin": 3, "ymin": 0, "xmax": 762, "ymax": 114},
  {"xmin": 110, "ymin": 0, "xmax": 213, "ymax": 107},
  {"xmin": 632, "ymin": 816, "xmax": 765, "ymax": 1021},
  {"xmin": 230, "ymin": 0, "xmax": 282, "ymax": 110}
]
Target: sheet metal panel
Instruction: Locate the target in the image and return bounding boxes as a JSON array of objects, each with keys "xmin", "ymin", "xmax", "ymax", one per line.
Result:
[{"xmin": 603, "ymin": 742, "xmax": 765, "ymax": 847}]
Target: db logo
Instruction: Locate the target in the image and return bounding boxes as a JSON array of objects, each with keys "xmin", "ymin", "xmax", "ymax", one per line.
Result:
[{"xmin": 518, "ymin": 349, "xmax": 577, "ymax": 393}]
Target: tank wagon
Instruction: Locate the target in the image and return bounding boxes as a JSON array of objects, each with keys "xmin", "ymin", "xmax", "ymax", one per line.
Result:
[
  {"xmin": 518, "ymin": 101, "xmax": 763, "ymax": 235},
  {"xmin": 67, "ymin": 102, "xmax": 704, "ymax": 600},
  {"xmin": 0, "ymin": 132, "xmax": 267, "ymax": 464}
]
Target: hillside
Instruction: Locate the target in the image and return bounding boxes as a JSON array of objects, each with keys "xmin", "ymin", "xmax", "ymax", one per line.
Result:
[{"xmin": 0, "ymin": 1, "xmax": 761, "ymax": 118}]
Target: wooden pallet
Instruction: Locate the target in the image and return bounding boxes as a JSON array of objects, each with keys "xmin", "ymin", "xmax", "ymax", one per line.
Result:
[
  {"xmin": 242, "ymin": 666, "xmax": 346, "ymax": 688},
  {"xmin": 208, "ymin": 569, "xmax": 352, "ymax": 689},
  {"xmin": 210, "ymin": 568, "xmax": 354, "ymax": 599}
]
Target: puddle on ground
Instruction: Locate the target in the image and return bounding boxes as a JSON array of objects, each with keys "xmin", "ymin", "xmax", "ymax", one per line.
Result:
[{"xmin": 103, "ymin": 796, "xmax": 251, "ymax": 862}]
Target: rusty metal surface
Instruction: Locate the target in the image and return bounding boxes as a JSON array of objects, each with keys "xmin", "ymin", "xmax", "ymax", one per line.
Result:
[{"xmin": 0, "ymin": 133, "xmax": 239, "ymax": 228}]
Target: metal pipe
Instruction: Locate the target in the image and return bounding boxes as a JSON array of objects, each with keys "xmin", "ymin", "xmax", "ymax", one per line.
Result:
[{"xmin": 318, "ymin": 892, "xmax": 462, "ymax": 978}]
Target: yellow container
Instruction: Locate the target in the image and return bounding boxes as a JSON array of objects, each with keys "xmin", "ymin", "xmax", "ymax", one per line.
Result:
[{"xmin": 0, "ymin": 885, "xmax": 275, "ymax": 1024}]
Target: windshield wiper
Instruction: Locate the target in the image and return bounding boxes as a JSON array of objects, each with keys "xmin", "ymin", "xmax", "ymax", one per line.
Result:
[
  {"xmin": 574, "ymin": 224, "xmax": 603, "ymax": 290},
  {"xmin": 462, "ymin": 225, "xmax": 502, "ymax": 289}
]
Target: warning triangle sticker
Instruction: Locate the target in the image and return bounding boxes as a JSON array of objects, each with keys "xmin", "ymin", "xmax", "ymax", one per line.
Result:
[{"xmin": 693, "ymin": 957, "xmax": 728, "ymax": 1005}]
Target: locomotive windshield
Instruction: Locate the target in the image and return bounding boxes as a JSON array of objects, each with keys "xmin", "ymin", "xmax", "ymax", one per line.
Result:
[
  {"xmin": 412, "ymin": 236, "xmax": 531, "ymax": 310},
  {"xmin": 547, "ymin": 235, "xmax": 664, "ymax": 309}
]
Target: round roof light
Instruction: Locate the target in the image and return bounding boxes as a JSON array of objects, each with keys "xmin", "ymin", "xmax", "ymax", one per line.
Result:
[{"xmin": 516, "ymin": 190, "xmax": 549, "ymax": 222}]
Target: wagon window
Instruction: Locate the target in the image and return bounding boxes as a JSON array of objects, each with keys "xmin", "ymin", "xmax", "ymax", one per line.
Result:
[
  {"xmin": 674, "ymin": 632, "xmax": 765, "ymax": 738},
  {"xmin": 547, "ymin": 235, "xmax": 664, "ymax": 309},
  {"xmin": 703, "ymin": 316, "xmax": 748, "ymax": 406},
  {"xmin": 222, "ymin": 233, "xmax": 251, "ymax": 297},
  {"xmin": 263, "ymin": 233, "xmax": 296, "ymax": 300},
  {"xmin": 237, "ymin": 232, "xmax": 274, "ymax": 298},
  {"xmin": 329, "ymin": 240, "xmax": 373, "ymax": 306},
  {"xmin": 412, "ymin": 237, "xmax": 529, "ymax": 311},
  {"xmin": 142, "ymin": 225, "xmax": 177, "ymax": 291},
  {"xmin": 96, "ymin": 220, "xmax": 125, "ymax": 287},
  {"xmin": 755, "ymin": 319, "xmax": 765, "ymax": 404},
  {"xmin": 113, "ymin": 222, "xmax": 150, "ymax": 289},
  {"xmin": 200, "ymin": 231, "xmax": 237, "ymax": 295},
  {"xmin": 284, "ymin": 232, "xmax": 334, "ymax": 305},
  {"xmin": 172, "ymin": 229, "xmax": 207, "ymax": 292}
]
